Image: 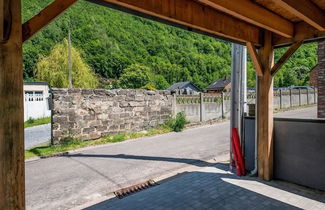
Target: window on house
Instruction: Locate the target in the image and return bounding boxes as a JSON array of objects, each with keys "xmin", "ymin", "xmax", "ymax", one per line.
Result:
[
  {"xmin": 25, "ymin": 91, "xmax": 44, "ymax": 101},
  {"xmin": 25, "ymin": 91, "xmax": 33, "ymax": 101},
  {"xmin": 35, "ymin": 91, "xmax": 44, "ymax": 101}
]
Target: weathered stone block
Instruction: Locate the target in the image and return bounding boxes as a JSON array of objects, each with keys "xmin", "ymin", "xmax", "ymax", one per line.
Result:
[
  {"xmin": 53, "ymin": 116, "xmax": 68, "ymax": 123},
  {"xmin": 82, "ymin": 127, "xmax": 95, "ymax": 133},
  {"xmin": 84, "ymin": 115, "xmax": 95, "ymax": 120},
  {"xmin": 81, "ymin": 89, "xmax": 94, "ymax": 95},
  {"xmin": 109, "ymin": 125, "xmax": 119, "ymax": 130},
  {"xmin": 89, "ymin": 120, "xmax": 102, "ymax": 127},
  {"xmin": 96, "ymin": 125, "xmax": 107, "ymax": 132}
]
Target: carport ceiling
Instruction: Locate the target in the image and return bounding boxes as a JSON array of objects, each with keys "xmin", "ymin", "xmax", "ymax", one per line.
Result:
[
  {"xmin": 22, "ymin": 0, "xmax": 325, "ymax": 47},
  {"xmin": 86, "ymin": 0, "xmax": 325, "ymax": 48}
]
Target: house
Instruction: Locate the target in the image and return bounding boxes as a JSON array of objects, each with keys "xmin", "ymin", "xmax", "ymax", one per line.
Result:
[
  {"xmin": 24, "ymin": 81, "xmax": 51, "ymax": 121},
  {"xmin": 205, "ymin": 77, "xmax": 231, "ymax": 93},
  {"xmin": 167, "ymin": 81, "xmax": 200, "ymax": 94}
]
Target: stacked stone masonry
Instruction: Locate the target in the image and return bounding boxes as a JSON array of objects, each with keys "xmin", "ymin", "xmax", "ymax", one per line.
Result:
[
  {"xmin": 52, "ymin": 89, "xmax": 173, "ymax": 144},
  {"xmin": 318, "ymin": 41, "xmax": 325, "ymax": 118}
]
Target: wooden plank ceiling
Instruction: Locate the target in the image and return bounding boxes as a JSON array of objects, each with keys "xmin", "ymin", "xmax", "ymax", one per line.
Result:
[{"xmin": 23, "ymin": 0, "xmax": 325, "ymax": 47}]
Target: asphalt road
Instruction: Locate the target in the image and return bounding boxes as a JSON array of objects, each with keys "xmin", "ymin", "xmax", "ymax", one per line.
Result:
[
  {"xmin": 274, "ymin": 106, "xmax": 317, "ymax": 119},
  {"xmin": 25, "ymin": 106, "xmax": 318, "ymax": 210},
  {"xmin": 25, "ymin": 123, "xmax": 51, "ymax": 149}
]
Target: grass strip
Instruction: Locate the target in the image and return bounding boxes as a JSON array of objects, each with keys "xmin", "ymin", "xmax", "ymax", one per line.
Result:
[{"xmin": 24, "ymin": 117, "xmax": 51, "ymax": 128}]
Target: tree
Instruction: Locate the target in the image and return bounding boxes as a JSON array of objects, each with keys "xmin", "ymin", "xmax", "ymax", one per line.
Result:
[
  {"xmin": 118, "ymin": 64, "xmax": 151, "ymax": 88},
  {"xmin": 151, "ymin": 75, "xmax": 170, "ymax": 90},
  {"xmin": 35, "ymin": 39, "xmax": 98, "ymax": 88}
]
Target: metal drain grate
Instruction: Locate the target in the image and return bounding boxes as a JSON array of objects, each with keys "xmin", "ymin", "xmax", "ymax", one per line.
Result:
[{"xmin": 114, "ymin": 180, "xmax": 157, "ymax": 199}]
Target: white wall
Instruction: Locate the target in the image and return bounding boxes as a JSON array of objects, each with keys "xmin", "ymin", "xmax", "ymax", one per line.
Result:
[{"xmin": 24, "ymin": 84, "xmax": 51, "ymax": 121}]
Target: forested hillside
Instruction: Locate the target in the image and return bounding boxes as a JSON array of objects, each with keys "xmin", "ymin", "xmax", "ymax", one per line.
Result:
[{"xmin": 23, "ymin": 0, "xmax": 318, "ymax": 89}]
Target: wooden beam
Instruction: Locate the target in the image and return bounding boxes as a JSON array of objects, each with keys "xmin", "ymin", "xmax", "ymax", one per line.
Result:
[
  {"xmin": 247, "ymin": 42, "xmax": 263, "ymax": 76},
  {"xmin": 22, "ymin": 0, "xmax": 78, "ymax": 42},
  {"xmin": 271, "ymin": 41, "xmax": 302, "ymax": 76},
  {"xmin": 92, "ymin": 0, "xmax": 262, "ymax": 45},
  {"xmin": 273, "ymin": 22, "xmax": 325, "ymax": 47},
  {"xmin": 272, "ymin": 0, "xmax": 325, "ymax": 31},
  {"xmin": 0, "ymin": 0, "xmax": 25, "ymax": 209},
  {"xmin": 197, "ymin": 0, "xmax": 293, "ymax": 38},
  {"xmin": 257, "ymin": 31, "xmax": 274, "ymax": 181}
]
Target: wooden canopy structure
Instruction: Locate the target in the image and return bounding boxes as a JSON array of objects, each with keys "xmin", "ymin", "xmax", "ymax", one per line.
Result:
[{"xmin": 1, "ymin": 0, "xmax": 325, "ymax": 209}]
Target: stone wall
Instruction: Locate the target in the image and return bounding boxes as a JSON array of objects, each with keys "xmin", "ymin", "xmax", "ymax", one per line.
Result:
[
  {"xmin": 318, "ymin": 40, "xmax": 325, "ymax": 118},
  {"xmin": 52, "ymin": 88, "xmax": 173, "ymax": 144}
]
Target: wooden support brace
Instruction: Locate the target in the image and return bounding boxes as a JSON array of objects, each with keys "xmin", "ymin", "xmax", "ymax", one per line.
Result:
[
  {"xmin": 0, "ymin": 0, "xmax": 25, "ymax": 209},
  {"xmin": 22, "ymin": 0, "xmax": 78, "ymax": 42},
  {"xmin": 271, "ymin": 41, "xmax": 303, "ymax": 76},
  {"xmin": 247, "ymin": 42, "xmax": 263, "ymax": 76}
]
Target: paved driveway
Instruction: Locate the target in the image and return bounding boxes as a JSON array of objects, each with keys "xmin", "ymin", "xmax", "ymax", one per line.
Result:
[
  {"xmin": 86, "ymin": 164, "xmax": 325, "ymax": 210},
  {"xmin": 25, "ymin": 106, "xmax": 318, "ymax": 210},
  {"xmin": 25, "ymin": 123, "xmax": 51, "ymax": 149}
]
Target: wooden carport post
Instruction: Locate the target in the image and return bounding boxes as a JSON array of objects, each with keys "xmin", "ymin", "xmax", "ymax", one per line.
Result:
[
  {"xmin": 256, "ymin": 31, "xmax": 274, "ymax": 181},
  {"xmin": 247, "ymin": 31, "xmax": 274, "ymax": 181},
  {"xmin": 0, "ymin": 0, "xmax": 25, "ymax": 209}
]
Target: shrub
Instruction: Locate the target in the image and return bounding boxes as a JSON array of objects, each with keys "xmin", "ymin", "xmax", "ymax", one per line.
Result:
[
  {"xmin": 26, "ymin": 117, "xmax": 35, "ymax": 124},
  {"xmin": 166, "ymin": 112, "xmax": 189, "ymax": 132},
  {"xmin": 141, "ymin": 84, "xmax": 156, "ymax": 90}
]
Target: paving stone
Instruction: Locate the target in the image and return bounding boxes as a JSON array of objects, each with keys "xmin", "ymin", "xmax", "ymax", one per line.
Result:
[{"xmin": 85, "ymin": 163, "xmax": 325, "ymax": 210}]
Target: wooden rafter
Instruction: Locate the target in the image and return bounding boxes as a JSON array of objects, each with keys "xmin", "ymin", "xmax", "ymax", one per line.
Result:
[
  {"xmin": 197, "ymin": 0, "xmax": 293, "ymax": 38},
  {"xmin": 90, "ymin": 0, "xmax": 262, "ymax": 45},
  {"xmin": 272, "ymin": 0, "xmax": 325, "ymax": 31},
  {"xmin": 22, "ymin": 0, "xmax": 78, "ymax": 42},
  {"xmin": 271, "ymin": 41, "xmax": 303, "ymax": 76},
  {"xmin": 247, "ymin": 42, "xmax": 263, "ymax": 76}
]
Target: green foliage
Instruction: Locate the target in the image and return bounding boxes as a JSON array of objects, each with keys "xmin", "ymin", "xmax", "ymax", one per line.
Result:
[
  {"xmin": 118, "ymin": 64, "xmax": 151, "ymax": 88},
  {"xmin": 23, "ymin": 0, "xmax": 317, "ymax": 89},
  {"xmin": 141, "ymin": 84, "xmax": 156, "ymax": 90},
  {"xmin": 150, "ymin": 75, "xmax": 170, "ymax": 90},
  {"xmin": 26, "ymin": 117, "xmax": 35, "ymax": 124},
  {"xmin": 35, "ymin": 39, "xmax": 98, "ymax": 88},
  {"xmin": 166, "ymin": 112, "xmax": 189, "ymax": 132}
]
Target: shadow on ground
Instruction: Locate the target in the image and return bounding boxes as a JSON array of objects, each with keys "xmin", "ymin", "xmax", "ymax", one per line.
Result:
[
  {"xmin": 83, "ymin": 163, "xmax": 325, "ymax": 210},
  {"xmin": 68, "ymin": 153, "xmax": 219, "ymax": 167}
]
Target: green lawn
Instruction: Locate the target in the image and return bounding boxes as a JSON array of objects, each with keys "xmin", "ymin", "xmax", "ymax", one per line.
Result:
[
  {"xmin": 25, "ymin": 125, "xmax": 172, "ymax": 159},
  {"xmin": 24, "ymin": 117, "xmax": 51, "ymax": 128}
]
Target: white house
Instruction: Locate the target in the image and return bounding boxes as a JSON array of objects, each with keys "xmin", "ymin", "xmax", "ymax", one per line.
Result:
[{"xmin": 24, "ymin": 82, "xmax": 51, "ymax": 121}]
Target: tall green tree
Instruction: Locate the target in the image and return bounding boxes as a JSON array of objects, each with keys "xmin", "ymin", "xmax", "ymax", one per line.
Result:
[
  {"xmin": 118, "ymin": 64, "xmax": 151, "ymax": 89},
  {"xmin": 36, "ymin": 39, "xmax": 98, "ymax": 88}
]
